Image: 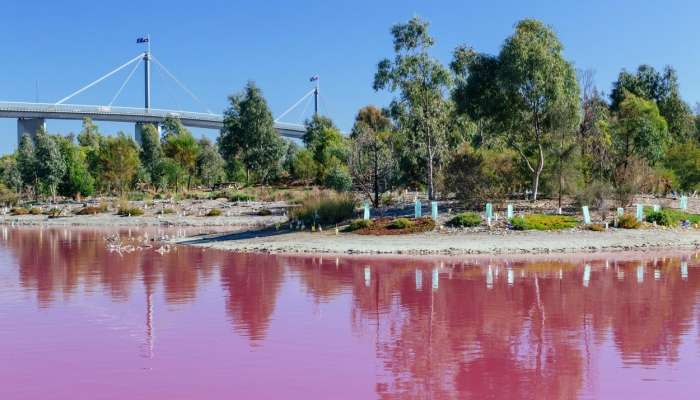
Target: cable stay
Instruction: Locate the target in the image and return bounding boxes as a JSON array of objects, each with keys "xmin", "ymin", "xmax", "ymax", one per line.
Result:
[
  {"xmin": 297, "ymin": 93, "xmax": 313, "ymax": 124},
  {"xmin": 108, "ymin": 58, "xmax": 143, "ymax": 106},
  {"xmin": 151, "ymin": 55, "xmax": 213, "ymax": 114},
  {"xmin": 274, "ymin": 88, "xmax": 315, "ymax": 123},
  {"xmin": 55, "ymin": 53, "xmax": 144, "ymax": 105}
]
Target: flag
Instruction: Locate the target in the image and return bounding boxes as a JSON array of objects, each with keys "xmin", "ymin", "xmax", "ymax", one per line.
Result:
[
  {"xmin": 309, "ymin": 75, "xmax": 319, "ymax": 82},
  {"xmin": 136, "ymin": 37, "xmax": 149, "ymax": 43}
]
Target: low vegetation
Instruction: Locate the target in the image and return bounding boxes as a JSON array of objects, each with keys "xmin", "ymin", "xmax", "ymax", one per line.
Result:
[
  {"xmin": 206, "ymin": 208, "xmax": 223, "ymax": 217},
  {"xmin": 349, "ymin": 217, "xmax": 435, "ymax": 235},
  {"xmin": 645, "ymin": 208, "xmax": 700, "ymax": 226},
  {"xmin": 344, "ymin": 219, "xmax": 373, "ymax": 232},
  {"xmin": 28, "ymin": 207, "xmax": 42, "ymax": 215},
  {"xmin": 510, "ymin": 214, "xmax": 578, "ymax": 231},
  {"xmin": 10, "ymin": 207, "xmax": 28, "ymax": 215},
  {"xmin": 447, "ymin": 212, "xmax": 482, "ymax": 228},
  {"xmin": 388, "ymin": 217, "xmax": 414, "ymax": 230},
  {"xmin": 117, "ymin": 206, "xmax": 144, "ymax": 216},
  {"xmin": 75, "ymin": 203, "xmax": 109, "ymax": 215},
  {"xmin": 617, "ymin": 214, "xmax": 641, "ymax": 229},
  {"xmin": 291, "ymin": 193, "xmax": 356, "ymax": 226}
]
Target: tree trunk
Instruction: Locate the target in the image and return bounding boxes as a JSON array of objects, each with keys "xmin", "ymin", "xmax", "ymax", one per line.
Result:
[
  {"xmin": 373, "ymin": 147, "xmax": 380, "ymax": 208},
  {"xmin": 532, "ymin": 145, "xmax": 545, "ymax": 201}
]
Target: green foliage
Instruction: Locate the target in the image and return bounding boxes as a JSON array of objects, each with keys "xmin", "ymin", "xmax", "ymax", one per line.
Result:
[
  {"xmin": 0, "ymin": 155, "xmax": 23, "ymax": 193},
  {"xmin": 447, "ymin": 212, "xmax": 482, "ymax": 227},
  {"xmin": 213, "ymin": 190, "xmax": 255, "ymax": 202},
  {"xmin": 28, "ymin": 207, "xmax": 42, "ymax": 215},
  {"xmin": 612, "ymin": 92, "xmax": 669, "ymax": 165},
  {"xmin": 206, "ymin": 208, "xmax": 223, "ymax": 217},
  {"xmin": 57, "ymin": 138, "xmax": 94, "ymax": 198},
  {"xmin": 162, "ymin": 124, "xmax": 200, "ymax": 191},
  {"xmin": 34, "ymin": 130, "xmax": 66, "ymax": 199},
  {"xmin": 344, "ymin": 219, "xmax": 374, "ymax": 231},
  {"xmin": 46, "ymin": 208, "xmax": 61, "ymax": 217},
  {"xmin": 117, "ymin": 206, "xmax": 144, "ymax": 216},
  {"xmin": 11, "ymin": 207, "xmax": 28, "ymax": 215},
  {"xmin": 77, "ymin": 118, "xmax": 101, "ymax": 148},
  {"xmin": 291, "ymin": 194, "xmax": 356, "ymax": 226},
  {"xmin": 645, "ymin": 208, "xmax": 700, "ymax": 226},
  {"xmin": 16, "ymin": 134, "xmax": 37, "ymax": 192},
  {"xmin": 0, "ymin": 183, "xmax": 19, "ymax": 206},
  {"xmin": 219, "ymin": 82, "xmax": 285, "ymax": 184},
  {"xmin": 510, "ymin": 214, "xmax": 578, "ymax": 230},
  {"xmin": 388, "ymin": 217, "xmax": 415, "ymax": 229},
  {"xmin": 452, "ymin": 19, "xmax": 580, "ymax": 200},
  {"xmin": 617, "ymin": 214, "xmax": 641, "ymax": 229},
  {"xmin": 290, "ymin": 149, "xmax": 318, "ymax": 183},
  {"xmin": 98, "ymin": 133, "xmax": 141, "ymax": 194},
  {"xmin": 374, "ymin": 16, "xmax": 451, "ymax": 199},
  {"xmin": 138, "ymin": 123, "xmax": 164, "ymax": 184},
  {"xmin": 664, "ymin": 142, "xmax": 700, "ymax": 191},
  {"xmin": 196, "ymin": 137, "xmax": 226, "ymax": 187},
  {"xmin": 75, "ymin": 204, "xmax": 109, "ymax": 215},
  {"xmin": 645, "ymin": 210, "xmax": 671, "ymax": 226},
  {"xmin": 322, "ymin": 162, "xmax": 353, "ymax": 192}
]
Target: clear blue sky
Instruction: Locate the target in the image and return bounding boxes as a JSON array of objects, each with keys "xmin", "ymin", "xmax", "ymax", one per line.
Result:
[{"xmin": 1, "ymin": 0, "xmax": 699, "ymax": 154}]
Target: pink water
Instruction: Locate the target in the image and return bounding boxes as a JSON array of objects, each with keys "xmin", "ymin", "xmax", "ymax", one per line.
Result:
[{"xmin": 1, "ymin": 227, "xmax": 700, "ymax": 399}]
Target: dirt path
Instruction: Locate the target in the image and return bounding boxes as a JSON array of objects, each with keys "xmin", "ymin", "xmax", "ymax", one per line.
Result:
[{"xmin": 172, "ymin": 228, "xmax": 700, "ymax": 255}]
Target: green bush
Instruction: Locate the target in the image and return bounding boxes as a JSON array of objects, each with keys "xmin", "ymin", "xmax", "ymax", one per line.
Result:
[
  {"xmin": 388, "ymin": 217, "xmax": 415, "ymax": 230},
  {"xmin": 645, "ymin": 211, "xmax": 671, "ymax": 226},
  {"xmin": 323, "ymin": 165, "xmax": 353, "ymax": 192},
  {"xmin": 345, "ymin": 219, "xmax": 373, "ymax": 232},
  {"xmin": 291, "ymin": 194, "xmax": 356, "ymax": 226},
  {"xmin": 117, "ymin": 206, "xmax": 144, "ymax": 216},
  {"xmin": 46, "ymin": 208, "xmax": 61, "ymax": 218},
  {"xmin": 0, "ymin": 184, "xmax": 19, "ymax": 206},
  {"xmin": 10, "ymin": 207, "xmax": 28, "ymax": 215},
  {"xmin": 213, "ymin": 190, "xmax": 255, "ymax": 202},
  {"xmin": 618, "ymin": 214, "xmax": 640, "ymax": 229},
  {"xmin": 510, "ymin": 214, "xmax": 578, "ymax": 230},
  {"xmin": 157, "ymin": 208, "xmax": 175, "ymax": 215},
  {"xmin": 29, "ymin": 207, "xmax": 42, "ymax": 215},
  {"xmin": 447, "ymin": 212, "xmax": 482, "ymax": 227},
  {"xmin": 206, "ymin": 208, "xmax": 223, "ymax": 217},
  {"xmin": 651, "ymin": 209, "xmax": 700, "ymax": 225}
]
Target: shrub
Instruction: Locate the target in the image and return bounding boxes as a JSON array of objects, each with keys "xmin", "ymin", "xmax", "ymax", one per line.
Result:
[
  {"xmin": 388, "ymin": 217, "xmax": 415, "ymax": 230},
  {"xmin": 29, "ymin": 207, "xmax": 42, "ymax": 215},
  {"xmin": 206, "ymin": 208, "xmax": 223, "ymax": 217},
  {"xmin": 645, "ymin": 211, "xmax": 671, "ymax": 226},
  {"xmin": 46, "ymin": 208, "xmax": 61, "ymax": 218},
  {"xmin": 588, "ymin": 223, "xmax": 605, "ymax": 232},
  {"xmin": 75, "ymin": 204, "xmax": 109, "ymax": 215},
  {"xmin": 117, "ymin": 206, "xmax": 144, "ymax": 216},
  {"xmin": 256, "ymin": 208, "xmax": 272, "ymax": 216},
  {"xmin": 345, "ymin": 219, "xmax": 373, "ymax": 232},
  {"xmin": 510, "ymin": 214, "xmax": 578, "ymax": 230},
  {"xmin": 291, "ymin": 194, "xmax": 356, "ymax": 226},
  {"xmin": 10, "ymin": 207, "xmax": 28, "ymax": 215},
  {"xmin": 213, "ymin": 190, "xmax": 255, "ymax": 202},
  {"xmin": 447, "ymin": 212, "xmax": 482, "ymax": 228},
  {"xmin": 157, "ymin": 208, "xmax": 175, "ymax": 215},
  {"xmin": 617, "ymin": 214, "xmax": 640, "ymax": 229},
  {"xmin": 0, "ymin": 184, "xmax": 19, "ymax": 206},
  {"xmin": 323, "ymin": 164, "xmax": 353, "ymax": 192}
]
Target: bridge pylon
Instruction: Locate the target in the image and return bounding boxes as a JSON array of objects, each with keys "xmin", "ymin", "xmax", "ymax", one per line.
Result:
[{"xmin": 17, "ymin": 117, "xmax": 45, "ymax": 143}]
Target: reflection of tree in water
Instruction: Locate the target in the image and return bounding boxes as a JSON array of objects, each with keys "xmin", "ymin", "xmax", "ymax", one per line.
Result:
[
  {"xmin": 219, "ymin": 253, "xmax": 284, "ymax": 343},
  {"xmin": 288, "ymin": 255, "xmax": 700, "ymax": 399}
]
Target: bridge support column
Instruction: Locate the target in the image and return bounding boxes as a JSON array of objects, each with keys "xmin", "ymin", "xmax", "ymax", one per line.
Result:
[
  {"xmin": 17, "ymin": 118, "xmax": 46, "ymax": 143},
  {"xmin": 135, "ymin": 122, "xmax": 160, "ymax": 145}
]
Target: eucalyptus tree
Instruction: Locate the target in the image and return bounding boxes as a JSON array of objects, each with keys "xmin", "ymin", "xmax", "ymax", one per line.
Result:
[
  {"xmin": 16, "ymin": 134, "xmax": 37, "ymax": 195},
  {"xmin": 374, "ymin": 16, "xmax": 451, "ymax": 200},
  {"xmin": 34, "ymin": 129, "xmax": 67, "ymax": 201},
  {"xmin": 163, "ymin": 128, "xmax": 200, "ymax": 192},
  {"xmin": 196, "ymin": 137, "xmax": 226, "ymax": 187},
  {"xmin": 451, "ymin": 19, "xmax": 580, "ymax": 200},
  {"xmin": 98, "ymin": 133, "xmax": 141, "ymax": 195},
  {"xmin": 219, "ymin": 82, "xmax": 285, "ymax": 184}
]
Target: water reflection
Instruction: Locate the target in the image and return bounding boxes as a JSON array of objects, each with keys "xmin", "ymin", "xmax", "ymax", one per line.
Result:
[{"xmin": 2, "ymin": 227, "xmax": 700, "ymax": 399}]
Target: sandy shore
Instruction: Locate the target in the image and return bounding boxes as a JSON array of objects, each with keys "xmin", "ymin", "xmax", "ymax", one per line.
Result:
[{"xmin": 172, "ymin": 227, "xmax": 700, "ymax": 255}]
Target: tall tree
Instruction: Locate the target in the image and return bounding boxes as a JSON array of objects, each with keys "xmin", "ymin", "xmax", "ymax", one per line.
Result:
[
  {"xmin": 98, "ymin": 133, "xmax": 141, "ymax": 194},
  {"xmin": 451, "ymin": 19, "xmax": 580, "ymax": 200},
  {"xmin": 303, "ymin": 115, "xmax": 349, "ymax": 182},
  {"xmin": 162, "ymin": 128, "xmax": 200, "ymax": 192},
  {"xmin": 374, "ymin": 16, "xmax": 451, "ymax": 200},
  {"xmin": 349, "ymin": 106, "xmax": 396, "ymax": 207},
  {"xmin": 610, "ymin": 65, "xmax": 694, "ymax": 141},
  {"xmin": 77, "ymin": 117, "xmax": 101, "ymax": 148},
  {"xmin": 196, "ymin": 137, "xmax": 226, "ymax": 187},
  {"xmin": 56, "ymin": 137, "xmax": 94, "ymax": 198},
  {"xmin": 34, "ymin": 130, "xmax": 66, "ymax": 201},
  {"xmin": 219, "ymin": 82, "xmax": 286, "ymax": 184},
  {"xmin": 16, "ymin": 134, "xmax": 37, "ymax": 195},
  {"xmin": 138, "ymin": 123, "xmax": 164, "ymax": 185}
]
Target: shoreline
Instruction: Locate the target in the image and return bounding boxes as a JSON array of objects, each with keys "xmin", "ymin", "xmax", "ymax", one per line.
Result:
[{"xmin": 171, "ymin": 227, "xmax": 700, "ymax": 256}]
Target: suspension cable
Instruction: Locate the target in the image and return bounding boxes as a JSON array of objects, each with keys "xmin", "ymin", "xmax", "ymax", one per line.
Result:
[
  {"xmin": 55, "ymin": 53, "xmax": 144, "ymax": 105},
  {"xmin": 151, "ymin": 55, "xmax": 213, "ymax": 113},
  {"xmin": 274, "ymin": 88, "xmax": 315, "ymax": 122},
  {"xmin": 297, "ymin": 93, "xmax": 313, "ymax": 123},
  {"xmin": 108, "ymin": 58, "xmax": 142, "ymax": 106}
]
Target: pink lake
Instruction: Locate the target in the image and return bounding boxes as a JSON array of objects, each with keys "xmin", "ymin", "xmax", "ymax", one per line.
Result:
[{"xmin": 1, "ymin": 226, "xmax": 700, "ymax": 399}]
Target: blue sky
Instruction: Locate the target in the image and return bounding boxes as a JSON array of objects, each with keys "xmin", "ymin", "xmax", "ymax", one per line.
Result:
[{"xmin": 1, "ymin": 0, "xmax": 699, "ymax": 154}]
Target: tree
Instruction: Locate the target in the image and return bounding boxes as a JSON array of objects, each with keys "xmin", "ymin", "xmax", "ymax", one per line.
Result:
[
  {"xmin": 56, "ymin": 136, "xmax": 94, "ymax": 198},
  {"xmin": 303, "ymin": 115, "xmax": 349, "ymax": 183},
  {"xmin": 219, "ymin": 82, "xmax": 286, "ymax": 184},
  {"xmin": 77, "ymin": 117, "xmax": 101, "ymax": 148},
  {"xmin": 349, "ymin": 106, "xmax": 396, "ymax": 207},
  {"xmin": 34, "ymin": 130, "xmax": 66, "ymax": 201},
  {"xmin": 98, "ymin": 133, "xmax": 141, "ymax": 194},
  {"xmin": 577, "ymin": 70, "xmax": 613, "ymax": 184},
  {"xmin": 162, "ymin": 127, "xmax": 200, "ymax": 192},
  {"xmin": 451, "ymin": 19, "xmax": 580, "ymax": 200},
  {"xmin": 374, "ymin": 16, "xmax": 451, "ymax": 200},
  {"xmin": 16, "ymin": 134, "xmax": 37, "ymax": 195},
  {"xmin": 290, "ymin": 149, "xmax": 317, "ymax": 184},
  {"xmin": 138, "ymin": 123, "xmax": 164, "ymax": 185},
  {"xmin": 0, "ymin": 155, "xmax": 22, "ymax": 193},
  {"xmin": 196, "ymin": 137, "xmax": 226, "ymax": 187},
  {"xmin": 611, "ymin": 65, "xmax": 694, "ymax": 141}
]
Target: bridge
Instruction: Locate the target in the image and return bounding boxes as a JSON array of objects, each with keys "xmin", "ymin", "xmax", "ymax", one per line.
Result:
[{"xmin": 1, "ymin": 38, "xmax": 317, "ymax": 143}]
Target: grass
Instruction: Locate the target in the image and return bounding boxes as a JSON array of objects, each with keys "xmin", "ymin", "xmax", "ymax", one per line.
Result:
[
  {"xmin": 447, "ymin": 212, "xmax": 482, "ymax": 228},
  {"xmin": 10, "ymin": 207, "xmax": 28, "ymax": 215},
  {"xmin": 75, "ymin": 203, "xmax": 109, "ymax": 215},
  {"xmin": 510, "ymin": 214, "xmax": 578, "ymax": 231},
  {"xmin": 213, "ymin": 189, "xmax": 256, "ymax": 202},
  {"xmin": 206, "ymin": 208, "xmax": 223, "ymax": 217},
  {"xmin": 618, "ymin": 214, "xmax": 640, "ymax": 229},
  {"xmin": 46, "ymin": 208, "xmax": 61, "ymax": 218},
  {"xmin": 588, "ymin": 223, "xmax": 605, "ymax": 231},
  {"xmin": 28, "ymin": 207, "xmax": 42, "ymax": 215},
  {"xmin": 344, "ymin": 219, "xmax": 373, "ymax": 232},
  {"xmin": 291, "ymin": 193, "xmax": 356, "ymax": 226},
  {"xmin": 646, "ymin": 208, "xmax": 700, "ymax": 226},
  {"xmin": 117, "ymin": 206, "xmax": 144, "ymax": 216},
  {"xmin": 157, "ymin": 208, "xmax": 175, "ymax": 215},
  {"xmin": 349, "ymin": 217, "xmax": 435, "ymax": 235}
]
